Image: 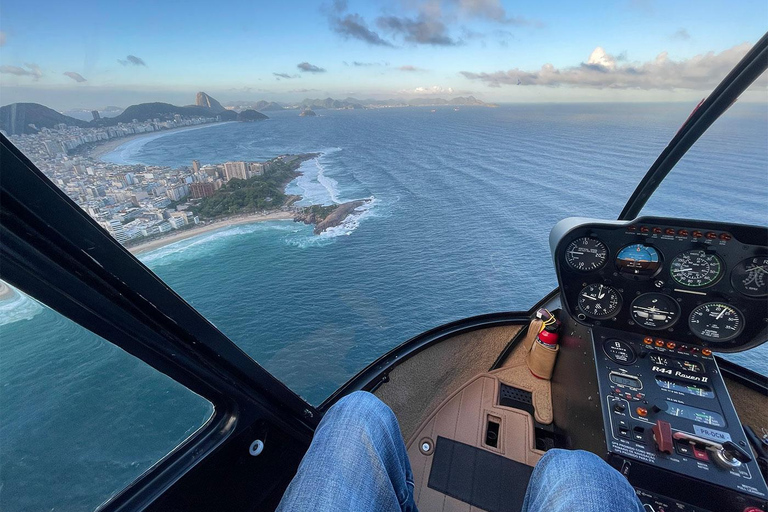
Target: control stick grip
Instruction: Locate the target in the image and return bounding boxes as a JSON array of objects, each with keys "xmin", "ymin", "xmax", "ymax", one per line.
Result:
[{"xmin": 652, "ymin": 420, "xmax": 674, "ymax": 454}]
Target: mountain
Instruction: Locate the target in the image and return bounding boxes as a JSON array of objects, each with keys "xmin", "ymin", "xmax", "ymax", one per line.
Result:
[
  {"xmin": 237, "ymin": 109, "xmax": 269, "ymax": 121},
  {"xmin": 195, "ymin": 92, "xmax": 226, "ymax": 112},
  {"xmin": 256, "ymin": 101, "xmax": 285, "ymax": 111},
  {"xmin": 0, "ymin": 103, "xmax": 90, "ymax": 135},
  {"xmin": 297, "ymin": 97, "xmax": 364, "ymax": 110},
  {"xmin": 299, "ymin": 109, "xmax": 317, "ymax": 117},
  {"xmin": 96, "ymin": 102, "xmax": 237, "ymax": 126}
]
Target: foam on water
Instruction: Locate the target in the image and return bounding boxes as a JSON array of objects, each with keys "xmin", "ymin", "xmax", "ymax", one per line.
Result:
[
  {"xmin": 0, "ymin": 287, "xmax": 43, "ymax": 326},
  {"xmin": 286, "ymin": 195, "xmax": 379, "ymax": 248},
  {"xmin": 286, "ymin": 149, "xmax": 343, "ymax": 206}
]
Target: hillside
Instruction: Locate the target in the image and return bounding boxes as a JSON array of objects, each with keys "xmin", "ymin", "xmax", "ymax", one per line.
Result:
[
  {"xmin": 237, "ymin": 109, "xmax": 269, "ymax": 121},
  {"xmin": 0, "ymin": 103, "xmax": 90, "ymax": 135},
  {"xmin": 96, "ymin": 102, "xmax": 237, "ymax": 125}
]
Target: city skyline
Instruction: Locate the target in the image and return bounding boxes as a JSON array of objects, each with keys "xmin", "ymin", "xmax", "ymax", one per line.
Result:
[{"xmin": 1, "ymin": 0, "xmax": 767, "ymax": 109}]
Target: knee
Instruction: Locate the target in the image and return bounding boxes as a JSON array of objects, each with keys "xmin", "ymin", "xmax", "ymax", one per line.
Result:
[
  {"xmin": 322, "ymin": 391, "xmax": 397, "ymax": 432},
  {"xmin": 538, "ymin": 448, "xmax": 605, "ymax": 471}
]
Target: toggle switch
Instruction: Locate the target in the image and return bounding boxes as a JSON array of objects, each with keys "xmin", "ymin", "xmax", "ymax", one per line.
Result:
[{"xmin": 652, "ymin": 420, "xmax": 673, "ymax": 454}]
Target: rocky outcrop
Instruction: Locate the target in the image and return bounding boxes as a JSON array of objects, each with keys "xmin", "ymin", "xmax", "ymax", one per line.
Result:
[
  {"xmin": 195, "ymin": 92, "xmax": 226, "ymax": 112},
  {"xmin": 299, "ymin": 109, "xmax": 317, "ymax": 117},
  {"xmin": 294, "ymin": 200, "xmax": 367, "ymax": 234}
]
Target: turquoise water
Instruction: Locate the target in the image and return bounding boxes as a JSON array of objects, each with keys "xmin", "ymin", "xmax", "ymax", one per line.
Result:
[{"xmin": 1, "ymin": 103, "xmax": 766, "ymax": 511}]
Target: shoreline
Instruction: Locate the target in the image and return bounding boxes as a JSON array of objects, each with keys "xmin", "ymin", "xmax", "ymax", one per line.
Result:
[
  {"xmin": 88, "ymin": 121, "xmax": 237, "ymax": 161},
  {"xmin": 129, "ymin": 211, "xmax": 294, "ymax": 255}
]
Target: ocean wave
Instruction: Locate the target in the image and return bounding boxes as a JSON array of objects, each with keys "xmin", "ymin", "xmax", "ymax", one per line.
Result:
[
  {"xmin": 0, "ymin": 287, "xmax": 44, "ymax": 326},
  {"xmin": 286, "ymin": 148, "xmax": 344, "ymax": 207},
  {"xmin": 139, "ymin": 220, "xmax": 296, "ymax": 265},
  {"xmin": 286, "ymin": 195, "xmax": 379, "ymax": 248}
]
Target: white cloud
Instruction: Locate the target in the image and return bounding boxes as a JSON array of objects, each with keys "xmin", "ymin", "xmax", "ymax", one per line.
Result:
[
  {"xmin": 461, "ymin": 43, "xmax": 758, "ymax": 90},
  {"xmin": 400, "ymin": 85, "xmax": 455, "ymax": 95}
]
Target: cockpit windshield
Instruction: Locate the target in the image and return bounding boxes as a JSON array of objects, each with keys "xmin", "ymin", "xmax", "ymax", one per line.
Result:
[{"xmin": 1, "ymin": 2, "xmax": 767, "ymax": 510}]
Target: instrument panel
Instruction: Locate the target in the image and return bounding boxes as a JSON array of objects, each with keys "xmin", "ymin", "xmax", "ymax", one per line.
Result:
[{"xmin": 550, "ymin": 217, "xmax": 768, "ymax": 352}]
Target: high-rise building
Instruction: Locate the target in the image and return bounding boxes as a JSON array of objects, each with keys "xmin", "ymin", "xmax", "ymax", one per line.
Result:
[
  {"xmin": 192, "ymin": 160, "xmax": 201, "ymax": 173},
  {"xmin": 91, "ymin": 110, "xmax": 101, "ymax": 121},
  {"xmin": 223, "ymin": 161, "xmax": 248, "ymax": 181},
  {"xmin": 249, "ymin": 162, "xmax": 265, "ymax": 176},
  {"xmin": 190, "ymin": 182, "xmax": 215, "ymax": 199}
]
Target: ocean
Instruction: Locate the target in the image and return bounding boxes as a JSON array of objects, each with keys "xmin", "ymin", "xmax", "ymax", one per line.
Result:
[{"xmin": 1, "ymin": 103, "xmax": 766, "ymax": 511}]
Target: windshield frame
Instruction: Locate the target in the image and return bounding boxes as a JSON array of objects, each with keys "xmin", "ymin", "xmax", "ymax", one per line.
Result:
[{"xmin": 618, "ymin": 32, "xmax": 768, "ymax": 221}]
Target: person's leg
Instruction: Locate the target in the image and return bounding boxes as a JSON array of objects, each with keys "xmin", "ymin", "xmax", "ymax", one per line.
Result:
[
  {"xmin": 277, "ymin": 391, "xmax": 417, "ymax": 512},
  {"xmin": 522, "ymin": 449, "xmax": 643, "ymax": 512}
]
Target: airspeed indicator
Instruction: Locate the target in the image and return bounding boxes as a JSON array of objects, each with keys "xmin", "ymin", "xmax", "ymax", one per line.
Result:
[{"xmin": 564, "ymin": 237, "xmax": 608, "ymax": 271}]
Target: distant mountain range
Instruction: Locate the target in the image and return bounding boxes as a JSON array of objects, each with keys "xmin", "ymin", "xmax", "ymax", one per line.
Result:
[
  {"xmin": 226, "ymin": 95, "xmax": 495, "ymax": 111},
  {"xmin": 0, "ymin": 92, "xmax": 265, "ymax": 135},
  {"xmin": 1, "ymin": 92, "xmax": 493, "ymax": 135}
]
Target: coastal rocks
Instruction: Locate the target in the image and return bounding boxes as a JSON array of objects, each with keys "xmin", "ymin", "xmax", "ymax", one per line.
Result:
[
  {"xmin": 299, "ymin": 109, "xmax": 317, "ymax": 117},
  {"xmin": 293, "ymin": 200, "xmax": 367, "ymax": 234}
]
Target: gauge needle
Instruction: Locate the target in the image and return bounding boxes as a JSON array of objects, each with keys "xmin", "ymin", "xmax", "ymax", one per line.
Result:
[
  {"xmin": 598, "ymin": 285, "xmax": 605, "ymax": 299},
  {"xmin": 583, "ymin": 294, "xmax": 597, "ymax": 300},
  {"xmin": 673, "ymin": 268, "xmax": 693, "ymax": 273},
  {"xmin": 569, "ymin": 251, "xmax": 584, "ymax": 255},
  {"xmin": 716, "ymin": 308, "xmax": 727, "ymax": 320}
]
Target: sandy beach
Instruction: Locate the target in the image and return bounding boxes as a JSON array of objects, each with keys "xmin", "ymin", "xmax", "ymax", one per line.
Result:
[
  {"xmin": 87, "ymin": 121, "xmax": 236, "ymax": 161},
  {"xmin": 128, "ymin": 211, "xmax": 294, "ymax": 255}
]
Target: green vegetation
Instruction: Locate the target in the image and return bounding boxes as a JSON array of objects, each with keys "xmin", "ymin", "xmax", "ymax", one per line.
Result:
[
  {"xmin": 191, "ymin": 158, "xmax": 302, "ymax": 219},
  {"xmin": 302, "ymin": 204, "xmax": 339, "ymax": 218}
]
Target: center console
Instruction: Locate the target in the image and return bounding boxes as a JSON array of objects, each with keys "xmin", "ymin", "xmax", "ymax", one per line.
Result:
[
  {"xmin": 593, "ymin": 326, "xmax": 766, "ymax": 511},
  {"xmin": 549, "ymin": 217, "xmax": 768, "ymax": 512}
]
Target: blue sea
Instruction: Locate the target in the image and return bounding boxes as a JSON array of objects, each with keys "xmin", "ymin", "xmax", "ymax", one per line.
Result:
[{"xmin": 1, "ymin": 104, "xmax": 767, "ymax": 511}]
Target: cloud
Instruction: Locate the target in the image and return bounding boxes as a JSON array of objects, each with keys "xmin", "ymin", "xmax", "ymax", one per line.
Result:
[
  {"xmin": 118, "ymin": 55, "xmax": 146, "ymax": 66},
  {"xmin": 331, "ymin": 13, "xmax": 394, "ymax": 47},
  {"xmin": 400, "ymin": 85, "xmax": 455, "ymax": 95},
  {"xmin": 399, "ymin": 65, "xmax": 426, "ymax": 72},
  {"xmin": 455, "ymin": 0, "xmax": 540, "ymax": 26},
  {"xmin": 63, "ymin": 71, "xmax": 87, "ymax": 82},
  {"xmin": 0, "ymin": 32, "xmax": 6, "ymax": 46},
  {"xmin": 297, "ymin": 62, "xmax": 326, "ymax": 73},
  {"xmin": 351, "ymin": 61, "xmax": 386, "ymax": 67},
  {"xmin": 672, "ymin": 28, "xmax": 691, "ymax": 41},
  {"xmin": 0, "ymin": 63, "xmax": 43, "ymax": 81},
  {"xmin": 273, "ymin": 72, "xmax": 299, "ymax": 79},
  {"xmin": 460, "ymin": 43, "xmax": 755, "ymax": 90},
  {"xmin": 377, "ymin": 15, "xmax": 458, "ymax": 46},
  {"xmin": 289, "ymin": 88, "xmax": 320, "ymax": 93}
]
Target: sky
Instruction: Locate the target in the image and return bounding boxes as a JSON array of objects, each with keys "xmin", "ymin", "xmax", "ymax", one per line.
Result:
[{"xmin": 0, "ymin": 0, "xmax": 766, "ymax": 110}]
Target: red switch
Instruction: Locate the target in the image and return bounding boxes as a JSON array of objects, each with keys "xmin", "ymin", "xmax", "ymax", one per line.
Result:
[
  {"xmin": 652, "ymin": 420, "xmax": 674, "ymax": 454},
  {"xmin": 692, "ymin": 444, "xmax": 710, "ymax": 462}
]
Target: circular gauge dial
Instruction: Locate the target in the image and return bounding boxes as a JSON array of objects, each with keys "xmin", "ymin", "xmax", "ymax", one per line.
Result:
[
  {"xmin": 564, "ymin": 237, "xmax": 608, "ymax": 272},
  {"xmin": 688, "ymin": 302, "xmax": 744, "ymax": 342},
  {"xmin": 630, "ymin": 293, "xmax": 680, "ymax": 330},
  {"xmin": 616, "ymin": 244, "xmax": 662, "ymax": 278},
  {"xmin": 577, "ymin": 283, "xmax": 622, "ymax": 319},
  {"xmin": 670, "ymin": 250, "xmax": 723, "ymax": 288},
  {"xmin": 731, "ymin": 256, "xmax": 768, "ymax": 297}
]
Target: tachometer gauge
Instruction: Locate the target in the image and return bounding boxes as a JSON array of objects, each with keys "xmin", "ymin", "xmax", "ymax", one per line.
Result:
[
  {"xmin": 630, "ymin": 293, "xmax": 680, "ymax": 330},
  {"xmin": 688, "ymin": 302, "xmax": 744, "ymax": 342},
  {"xmin": 577, "ymin": 283, "xmax": 621, "ymax": 319},
  {"xmin": 731, "ymin": 256, "xmax": 768, "ymax": 297},
  {"xmin": 616, "ymin": 244, "xmax": 662, "ymax": 278},
  {"xmin": 564, "ymin": 237, "xmax": 608, "ymax": 271},
  {"xmin": 670, "ymin": 250, "xmax": 723, "ymax": 288}
]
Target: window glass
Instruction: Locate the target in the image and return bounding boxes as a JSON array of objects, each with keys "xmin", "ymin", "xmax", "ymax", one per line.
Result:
[
  {"xmin": 0, "ymin": 285, "xmax": 213, "ymax": 511},
  {"xmin": 642, "ymin": 91, "xmax": 768, "ymax": 376}
]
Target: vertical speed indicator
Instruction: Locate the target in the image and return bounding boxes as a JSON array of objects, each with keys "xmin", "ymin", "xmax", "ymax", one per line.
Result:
[{"xmin": 564, "ymin": 237, "xmax": 608, "ymax": 271}]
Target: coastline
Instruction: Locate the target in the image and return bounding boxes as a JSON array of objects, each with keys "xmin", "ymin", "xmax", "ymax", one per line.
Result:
[
  {"xmin": 129, "ymin": 211, "xmax": 294, "ymax": 255},
  {"xmin": 88, "ymin": 121, "xmax": 237, "ymax": 161}
]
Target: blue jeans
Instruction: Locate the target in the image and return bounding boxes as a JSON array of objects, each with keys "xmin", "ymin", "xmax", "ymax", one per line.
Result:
[{"xmin": 277, "ymin": 391, "xmax": 643, "ymax": 512}]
